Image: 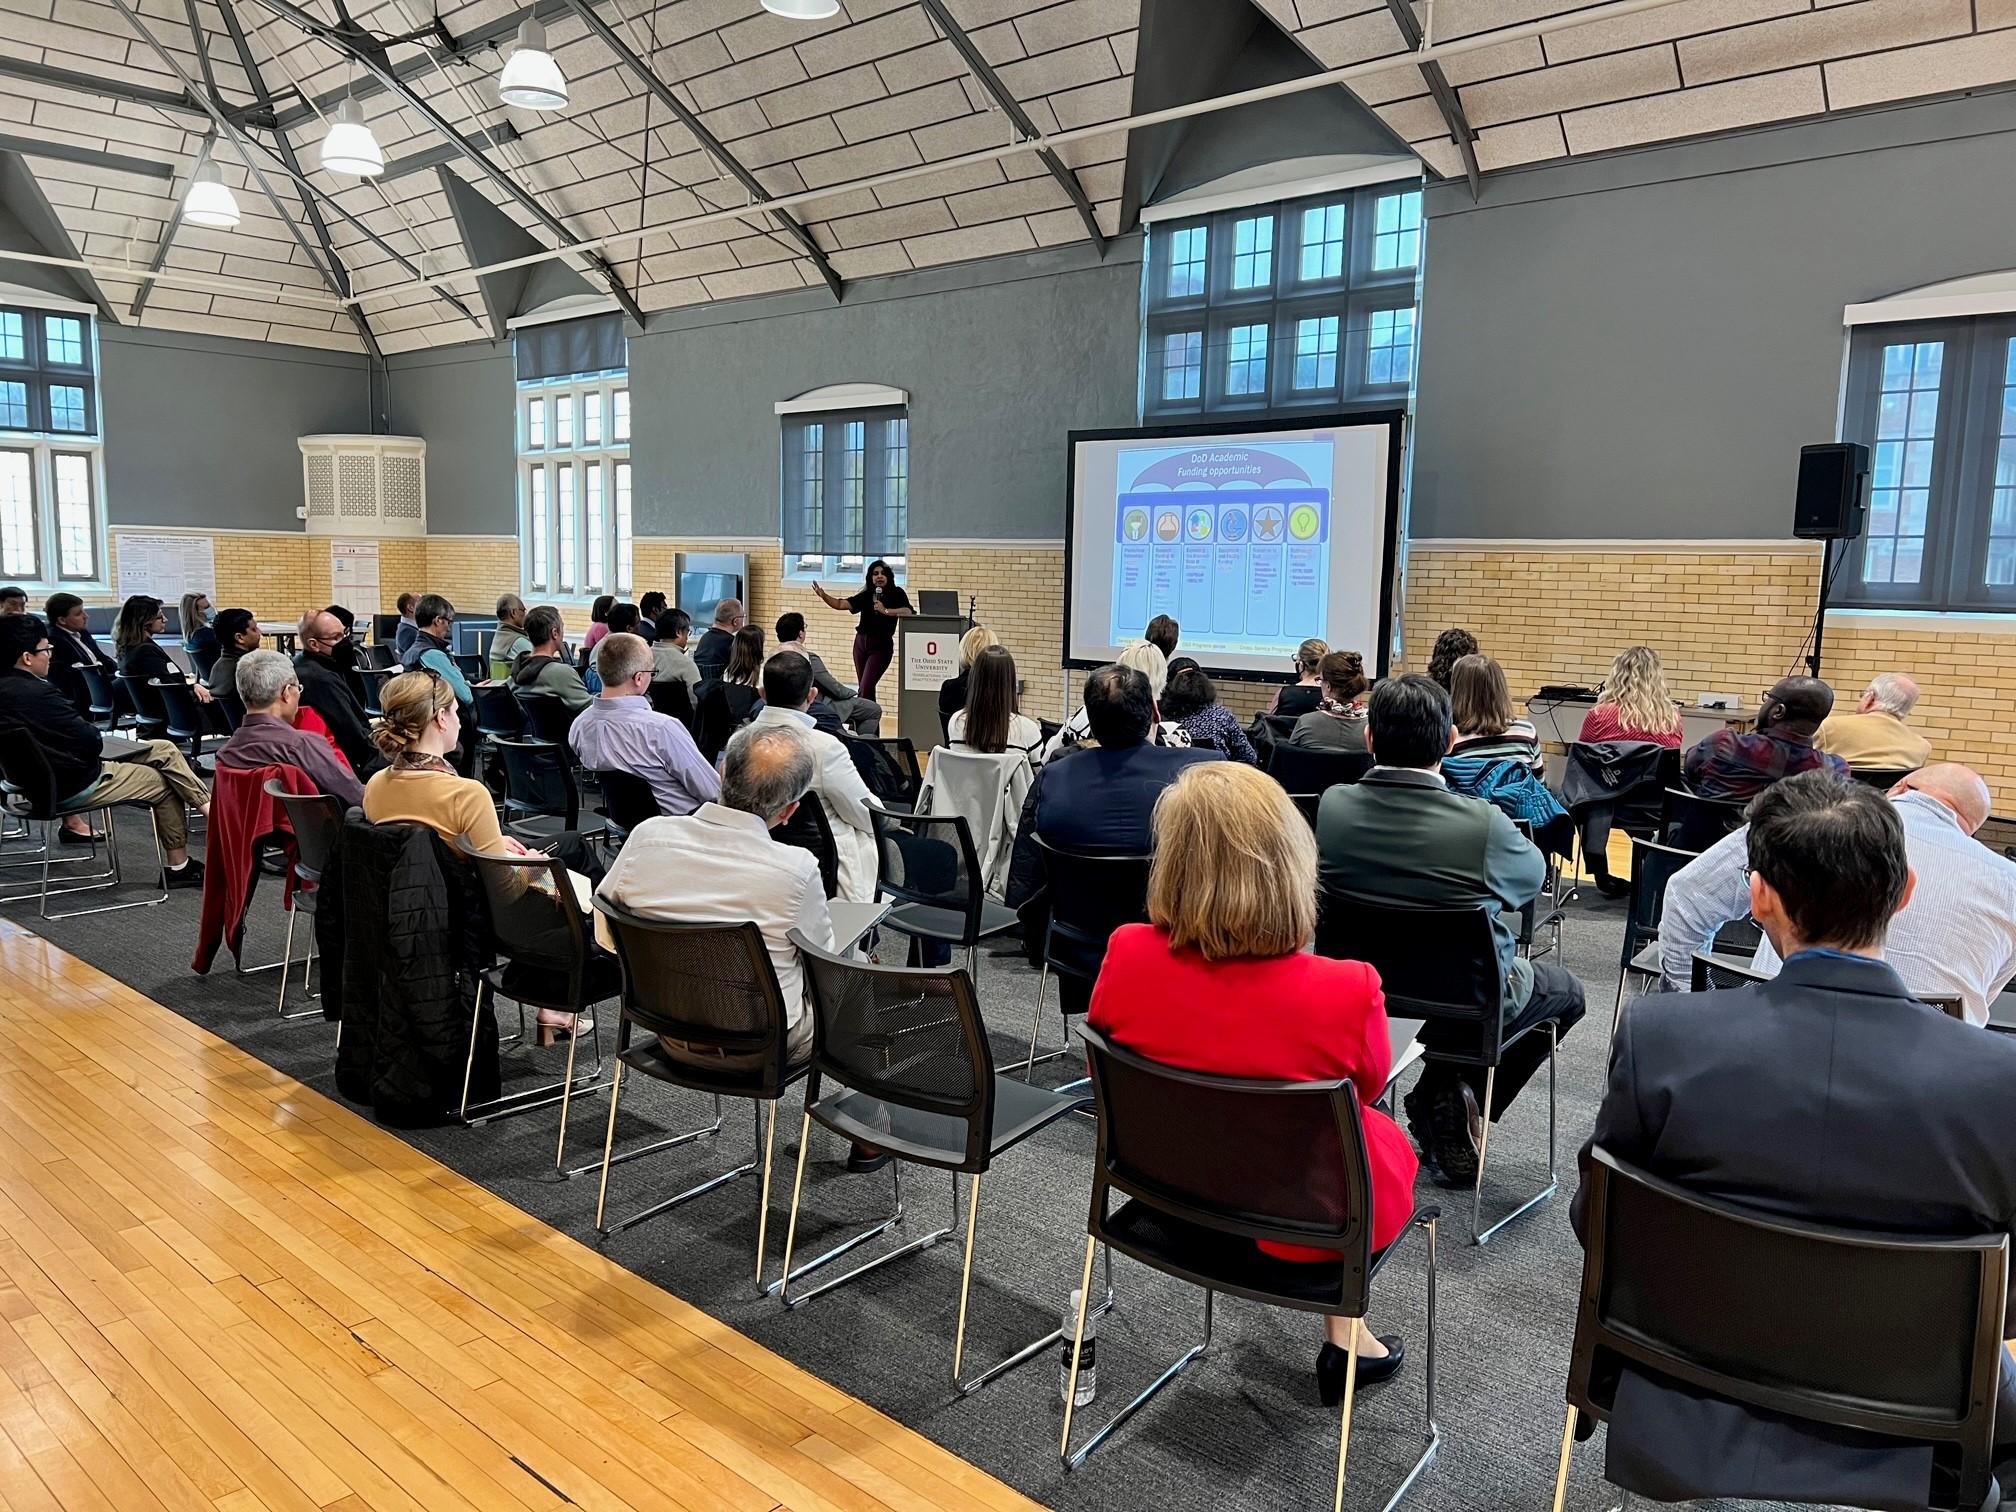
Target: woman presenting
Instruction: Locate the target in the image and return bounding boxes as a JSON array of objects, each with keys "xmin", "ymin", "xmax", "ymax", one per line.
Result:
[{"xmin": 812, "ymin": 558, "xmax": 911, "ymax": 701}]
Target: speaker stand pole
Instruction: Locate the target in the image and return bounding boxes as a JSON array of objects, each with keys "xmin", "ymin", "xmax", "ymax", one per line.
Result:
[{"xmin": 1806, "ymin": 536, "xmax": 1833, "ymax": 679}]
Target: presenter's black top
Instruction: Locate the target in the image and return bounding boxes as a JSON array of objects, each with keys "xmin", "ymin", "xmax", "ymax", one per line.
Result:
[{"xmin": 847, "ymin": 583, "xmax": 911, "ymax": 642}]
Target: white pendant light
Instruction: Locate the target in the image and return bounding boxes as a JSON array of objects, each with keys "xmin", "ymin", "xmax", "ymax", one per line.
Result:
[
  {"xmin": 498, "ymin": 17, "xmax": 568, "ymax": 110},
  {"xmin": 761, "ymin": 0, "xmax": 840, "ymax": 16},
  {"xmin": 181, "ymin": 162, "xmax": 240, "ymax": 230},
  {"xmin": 319, "ymin": 96, "xmax": 385, "ymax": 177}
]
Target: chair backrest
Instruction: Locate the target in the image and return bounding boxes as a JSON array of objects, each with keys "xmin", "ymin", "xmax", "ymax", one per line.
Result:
[
  {"xmin": 1690, "ymin": 949, "xmax": 1770, "ymax": 992},
  {"xmin": 1570, "ymin": 1146, "xmax": 2008, "ymax": 1510},
  {"xmin": 1622, "ymin": 835, "xmax": 1700, "ymax": 955},
  {"xmin": 471, "ymin": 683, "xmax": 524, "ymax": 740},
  {"xmin": 362, "ymin": 642, "xmax": 396, "ymax": 670},
  {"xmin": 0, "ymin": 732, "xmax": 65, "ymax": 817},
  {"xmin": 858, "ymin": 737, "xmax": 922, "ymax": 808},
  {"xmin": 512, "ymin": 688, "xmax": 577, "ymax": 745},
  {"xmin": 1317, "ymin": 894, "xmax": 1504, "ymax": 1041},
  {"xmin": 593, "ymin": 768, "xmax": 662, "ymax": 841},
  {"xmin": 1849, "ymin": 766, "xmax": 1917, "ymax": 790},
  {"xmin": 791, "ymin": 929, "xmax": 996, "ymax": 1170},
  {"xmin": 74, "ymin": 662, "xmax": 117, "ymax": 722},
  {"xmin": 598, "ymin": 902, "xmax": 796, "ymax": 1090},
  {"xmin": 116, "ymin": 671, "xmax": 167, "ymax": 731},
  {"xmin": 150, "ymin": 677, "xmax": 205, "ymax": 744},
  {"xmin": 647, "ymin": 677, "xmax": 694, "ymax": 728},
  {"xmin": 162, "ymin": 644, "xmax": 194, "ymax": 677},
  {"xmin": 265, "ymin": 780, "xmax": 345, "ymax": 884},
  {"xmin": 1928, "ymin": 994, "xmax": 1968, "ymax": 1021},
  {"xmin": 495, "ymin": 737, "xmax": 578, "ymax": 825},
  {"xmin": 360, "ymin": 666, "xmax": 394, "ymax": 718},
  {"xmin": 190, "ymin": 642, "xmax": 221, "ymax": 680},
  {"xmin": 452, "ymin": 652, "xmax": 484, "ymax": 683},
  {"xmin": 774, "ymin": 789, "xmax": 840, "ymax": 900},
  {"xmin": 1662, "ymin": 786, "xmax": 1750, "ymax": 852},
  {"xmin": 1034, "ymin": 836, "xmax": 1152, "ymax": 987},
  {"xmin": 870, "ymin": 808, "xmax": 986, "ymax": 940},
  {"xmin": 1265, "ymin": 741, "xmax": 1372, "ymax": 797},
  {"xmin": 460, "ymin": 845, "xmax": 593, "ymax": 995},
  {"xmin": 1081, "ymin": 1025, "xmax": 1374, "ymax": 1308}
]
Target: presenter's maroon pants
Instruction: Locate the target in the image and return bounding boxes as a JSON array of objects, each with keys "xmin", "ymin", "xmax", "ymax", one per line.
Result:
[{"xmin": 853, "ymin": 632, "xmax": 893, "ymax": 702}]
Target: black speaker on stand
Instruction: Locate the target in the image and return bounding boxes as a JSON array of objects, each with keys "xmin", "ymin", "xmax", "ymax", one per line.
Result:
[{"xmin": 1793, "ymin": 442, "xmax": 1869, "ymax": 679}]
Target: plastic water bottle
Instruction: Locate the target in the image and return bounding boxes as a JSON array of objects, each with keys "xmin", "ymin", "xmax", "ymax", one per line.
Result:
[{"xmin": 1058, "ymin": 1288, "xmax": 1097, "ymax": 1406}]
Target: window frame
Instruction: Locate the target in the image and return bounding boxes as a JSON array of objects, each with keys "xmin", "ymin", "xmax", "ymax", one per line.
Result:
[
  {"xmin": 0, "ymin": 301, "xmax": 105, "ymax": 587},
  {"xmin": 779, "ymin": 400, "xmax": 910, "ymax": 582},
  {"xmin": 517, "ymin": 369, "xmax": 631, "ymax": 602}
]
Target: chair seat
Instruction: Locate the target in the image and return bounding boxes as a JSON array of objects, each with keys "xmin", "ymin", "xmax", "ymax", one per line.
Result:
[
  {"xmin": 812, "ymin": 1075, "xmax": 1088, "ymax": 1170},
  {"xmin": 882, "ymin": 898, "xmax": 1019, "ymax": 945},
  {"xmin": 1101, "ymin": 1198, "xmax": 1418, "ymax": 1312},
  {"xmin": 51, "ymin": 775, "xmax": 113, "ymax": 815},
  {"xmin": 1627, "ymin": 942, "xmax": 1661, "ymax": 976},
  {"xmin": 616, "ymin": 1033, "xmax": 807, "ymax": 1098},
  {"xmin": 483, "ymin": 948, "xmax": 622, "ymax": 1013}
]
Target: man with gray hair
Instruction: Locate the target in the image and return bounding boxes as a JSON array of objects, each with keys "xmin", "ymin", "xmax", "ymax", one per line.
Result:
[
  {"xmin": 596, "ymin": 722, "xmax": 834, "ymax": 1069},
  {"xmin": 215, "ymin": 647, "xmax": 363, "ymax": 806},
  {"xmin": 693, "ymin": 597, "xmax": 744, "ymax": 684},
  {"xmin": 1816, "ymin": 670, "xmax": 1933, "ymax": 772}
]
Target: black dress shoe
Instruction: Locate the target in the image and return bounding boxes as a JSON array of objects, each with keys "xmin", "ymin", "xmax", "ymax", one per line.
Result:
[
  {"xmin": 1426, "ymin": 1084, "xmax": 1482, "ymax": 1188},
  {"xmin": 1317, "ymin": 1335, "xmax": 1405, "ymax": 1404},
  {"xmin": 845, "ymin": 1146, "xmax": 890, "ymax": 1174},
  {"xmin": 57, "ymin": 826, "xmax": 103, "ymax": 846}
]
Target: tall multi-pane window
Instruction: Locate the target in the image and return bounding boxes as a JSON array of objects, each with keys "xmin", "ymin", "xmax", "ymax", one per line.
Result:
[
  {"xmin": 1837, "ymin": 314, "xmax": 2016, "ymax": 612},
  {"xmin": 1142, "ymin": 180, "xmax": 1423, "ymax": 417},
  {"xmin": 517, "ymin": 365, "xmax": 629, "ymax": 600},
  {"xmin": 781, "ymin": 402, "xmax": 908, "ymax": 579},
  {"xmin": 0, "ymin": 303, "xmax": 104, "ymax": 584}
]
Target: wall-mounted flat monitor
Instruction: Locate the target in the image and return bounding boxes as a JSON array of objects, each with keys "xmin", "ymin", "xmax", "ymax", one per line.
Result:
[
  {"xmin": 453, "ymin": 617, "xmax": 498, "ymax": 657},
  {"xmin": 677, "ymin": 552, "xmax": 747, "ymax": 627},
  {"xmin": 372, "ymin": 613, "xmax": 402, "ymax": 646}
]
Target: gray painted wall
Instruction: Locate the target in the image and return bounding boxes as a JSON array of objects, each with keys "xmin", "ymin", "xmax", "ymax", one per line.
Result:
[
  {"xmin": 1410, "ymin": 89, "xmax": 2016, "ymax": 539},
  {"xmin": 385, "ymin": 339, "xmax": 515, "ymax": 534},
  {"xmin": 100, "ymin": 325, "xmax": 368, "ymax": 530}
]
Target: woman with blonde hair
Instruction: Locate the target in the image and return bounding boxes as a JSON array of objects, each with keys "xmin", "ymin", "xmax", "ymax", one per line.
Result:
[
  {"xmin": 1087, "ymin": 762, "xmax": 1417, "ymax": 1401},
  {"xmin": 1267, "ymin": 636, "xmax": 1329, "ymax": 718},
  {"xmin": 1579, "ymin": 645, "xmax": 1682, "ymax": 747},
  {"xmin": 937, "ymin": 623, "xmax": 998, "ymax": 726},
  {"xmin": 1447, "ymin": 653, "xmax": 1541, "ymax": 768}
]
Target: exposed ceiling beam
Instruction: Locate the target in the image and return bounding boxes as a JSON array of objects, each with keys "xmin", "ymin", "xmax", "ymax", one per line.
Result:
[
  {"xmin": 381, "ymin": 124, "xmax": 518, "ymax": 181},
  {"xmin": 245, "ymin": 0, "xmax": 646, "ymax": 328},
  {"xmin": 131, "ymin": 135, "xmax": 213, "ymax": 318},
  {"xmin": 0, "ymin": 56, "xmax": 276, "ymax": 128},
  {"xmin": 558, "ymin": 0, "xmax": 842, "ymax": 303},
  {"xmin": 1383, "ymin": 0, "xmax": 1480, "ymax": 198},
  {"xmin": 0, "ymin": 133, "xmax": 175, "ymax": 180},
  {"xmin": 916, "ymin": 0, "xmax": 1105, "ymax": 256}
]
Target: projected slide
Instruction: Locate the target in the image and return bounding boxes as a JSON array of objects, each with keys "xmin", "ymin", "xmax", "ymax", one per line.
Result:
[
  {"xmin": 1109, "ymin": 440, "xmax": 1333, "ymax": 654},
  {"xmin": 1066, "ymin": 416, "xmax": 1400, "ymax": 683}
]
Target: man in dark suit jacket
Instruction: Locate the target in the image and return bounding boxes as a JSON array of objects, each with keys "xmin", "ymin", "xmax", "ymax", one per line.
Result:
[
  {"xmin": 1004, "ymin": 663, "xmax": 1218, "ymax": 1009},
  {"xmin": 1316, "ymin": 674, "xmax": 1586, "ymax": 1184},
  {"xmin": 1577, "ymin": 772, "xmax": 2016, "ymax": 1507},
  {"xmin": 692, "ymin": 599, "xmax": 742, "ymax": 685},
  {"xmin": 42, "ymin": 591, "xmax": 117, "ymax": 717}
]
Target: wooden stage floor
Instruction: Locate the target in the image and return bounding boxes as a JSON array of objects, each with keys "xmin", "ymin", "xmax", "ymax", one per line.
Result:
[{"xmin": 0, "ymin": 917, "xmax": 1036, "ymax": 1512}]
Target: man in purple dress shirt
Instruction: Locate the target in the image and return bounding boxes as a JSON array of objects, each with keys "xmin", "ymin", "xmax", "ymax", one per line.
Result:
[{"xmin": 569, "ymin": 632, "xmax": 721, "ymax": 818}]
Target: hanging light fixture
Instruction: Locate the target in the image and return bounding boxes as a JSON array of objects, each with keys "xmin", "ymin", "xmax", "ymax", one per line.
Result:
[
  {"xmin": 319, "ymin": 96, "xmax": 385, "ymax": 177},
  {"xmin": 181, "ymin": 161, "xmax": 240, "ymax": 229},
  {"xmin": 761, "ymin": 0, "xmax": 840, "ymax": 16},
  {"xmin": 498, "ymin": 17, "xmax": 568, "ymax": 110}
]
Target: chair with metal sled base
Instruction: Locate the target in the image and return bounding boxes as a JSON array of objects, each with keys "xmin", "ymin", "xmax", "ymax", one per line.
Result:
[
  {"xmin": 0, "ymin": 738, "xmax": 165, "ymax": 919},
  {"xmin": 264, "ymin": 782, "xmax": 345, "ymax": 1020},
  {"xmin": 1062, "ymin": 1027, "xmax": 1442, "ymax": 1512}
]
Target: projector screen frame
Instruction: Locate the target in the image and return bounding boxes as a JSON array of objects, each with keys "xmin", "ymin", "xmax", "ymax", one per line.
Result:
[{"xmin": 1061, "ymin": 409, "xmax": 1407, "ymax": 685}]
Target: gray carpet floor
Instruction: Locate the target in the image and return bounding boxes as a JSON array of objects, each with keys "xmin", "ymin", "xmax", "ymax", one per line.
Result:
[{"xmin": 3, "ymin": 818, "xmax": 1731, "ymax": 1512}]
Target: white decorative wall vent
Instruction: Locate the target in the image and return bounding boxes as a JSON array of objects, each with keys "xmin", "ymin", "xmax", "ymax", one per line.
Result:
[{"xmin": 298, "ymin": 434, "xmax": 427, "ymax": 537}]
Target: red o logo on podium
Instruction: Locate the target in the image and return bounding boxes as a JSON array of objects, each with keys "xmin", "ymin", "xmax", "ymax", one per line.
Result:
[{"xmin": 925, "ymin": 640, "xmax": 938, "ymax": 655}]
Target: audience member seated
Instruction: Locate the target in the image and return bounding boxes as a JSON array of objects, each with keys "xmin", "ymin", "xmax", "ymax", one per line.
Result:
[
  {"xmin": 44, "ymin": 591, "xmax": 118, "ymax": 716},
  {"xmin": 1007, "ymin": 665, "xmax": 1219, "ymax": 1005},
  {"xmin": 1448, "ymin": 654, "xmax": 1542, "ymax": 768},
  {"xmin": 938, "ymin": 624, "xmax": 997, "ymax": 727},
  {"xmin": 947, "ymin": 644, "xmax": 1041, "ymax": 757},
  {"xmin": 569, "ymin": 633, "xmax": 719, "ymax": 819},
  {"xmin": 1143, "ymin": 613, "xmax": 1179, "ymax": 661},
  {"xmin": 0, "ymin": 615, "xmax": 208, "ymax": 885},
  {"xmin": 509, "ymin": 606, "xmax": 592, "ymax": 713},
  {"xmin": 1659, "ymin": 763, "xmax": 2016, "ymax": 1024},
  {"xmin": 604, "ymin": 602, "xmax": 641, "ymax": 644},
  {"xmin": 695, "ymin": 625, "xmax": 765, "ymax": 762},
  {"xmin": 1578, "ymin": 645, "xmax": 1682, "ymax": 747},
  {"xmin": 1815, "ymin": 671, "xmax": 1933, "ymax": 772},
  {"xmin": 215, "ymin": 649, "xmax": 362, "ymax": 807},
  {"xmin": 1089, "ymin": 761, "xmax": 1416, "ymax": 1394},
  {"xmin": 651, "ymin": 607, "xmax": 702, "ymax": 693},
  {"xmin": 1042, "ymin": 638, "xmax": 1176, "ymax": 760},
  {"xmin": 363, "ymin": 671, "xmax": 600, "ymax": 1044},
  {"xmin": 1577, "ymin": 772, "xmax": 2016, "ymax": 1506},
  {"xmin": 1266, "ymin": 637, "xmax": 1329, "ymax": 718},
  {"xmin": 1426, "ymin": 627, "xmax": 1478, "ymax": 692},
  {"xmin": 776, "ymin": 611, "xmax": 881, "ymax": 737},
  {"xmin": 398, "ymin": 594, "xmax": 472, "ymax": 707},
  {"xmin": 392, "ymin": 591, "xmax": 419, "ymax": 656},
  {"xmin": 1317, "ymin": 675, "xmax": 1586, "ymax": 1184},
  {"xmin": 1684, "ymin": 675, "xmax": 1846, "ymax": 801},
  {"xmin": 580, "ymin": 594, "xmax": 615, "ymax": 658},
  {"xmin": 206, "ymin": 608, "xmax": 262, "ymax": 703},
  {"xmin": 180, "ymin": 592, "xmax": 216, "ymax": 662},
  {"xmin": 295, "ymin": 610, "xmax": 378, "ymax": 774},
  {"xmin": 1161, "ymin": 665, "xmax": 1256, "ymax": 763},
  {"xmin": 749, "ymin": 649, "xmax": 879, "ymax": 901},
  {"xmin": 1291, "ymin": 651, "xmax": 1370, "ymax": 751},
  {"xmin": 0, "ymin": 586, "xmax": 24, "ymax": 615},
  {"xmin": 115, "ymin": 595, "xmax": 212, "ymax": 706},
  {"xmin": 489, "ymin": 594, "xmax": 530, "ymax": 678},
  {"xmin": 692, "ymin": 598, "xmax": 743, "ymax": 684},
  {"xmin": 636, "ymin": 591, "xmax": 667, "ymax": 643}
]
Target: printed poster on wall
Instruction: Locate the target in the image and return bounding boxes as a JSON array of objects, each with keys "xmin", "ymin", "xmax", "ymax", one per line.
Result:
[
  {"xmin": 329, "ymin": 540, "xmax": 380, "ymax": 620},
  {"xmin": 115, "ymin": 532, "xmax": 215, "ymax": 603}
]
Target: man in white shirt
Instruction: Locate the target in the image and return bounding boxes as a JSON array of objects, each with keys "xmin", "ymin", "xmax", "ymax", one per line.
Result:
[
  {"xmin": 1659, "ymin": 763, "xmax": 2016, "ymax": 1025},
  {"xmin": 750, "ymin": 649, "xmax": 880, "ymax": 902},
  {"xmin": 597, "ymin": 723, "xmax": 832, "ymax": 1067}
]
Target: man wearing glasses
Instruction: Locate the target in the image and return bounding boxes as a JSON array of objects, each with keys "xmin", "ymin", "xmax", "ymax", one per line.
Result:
[
  {"xmin": 0, "ymin": 614, "xmax": 210, "ymax": 886},
  {"xmin": 215, "ymin": 650, "xmax": 362, "ymax": 808},
  {"xmin": 294, "ymin": 608, "xmax": 377, "ymax": 774}
]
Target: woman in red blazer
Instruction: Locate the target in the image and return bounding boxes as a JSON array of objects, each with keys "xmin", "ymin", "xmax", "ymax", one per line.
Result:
[{"xmin": 1088, "ymin": 762, "xmax": 1419, "ymax": 1403}]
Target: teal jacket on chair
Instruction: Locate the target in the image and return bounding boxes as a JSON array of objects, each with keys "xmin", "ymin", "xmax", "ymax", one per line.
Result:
[{"xmin": 1315, "ymin": 766, "xmax": 1547, "ymax": 1010}]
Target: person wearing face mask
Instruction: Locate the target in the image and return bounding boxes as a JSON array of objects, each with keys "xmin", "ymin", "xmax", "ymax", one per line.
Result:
[
  {"xmin": 294, "ymin": 608, "xmax": 377, "ymax": 774},
  {"xmin": 1683, "ymin": 675, "xmax": 1849, "ymax": 802}
]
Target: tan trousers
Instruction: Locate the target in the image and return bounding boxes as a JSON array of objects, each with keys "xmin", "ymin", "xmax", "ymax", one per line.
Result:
[{"xmin": 87, "ymin": 740, "xmax": 208, "ymax": 852}]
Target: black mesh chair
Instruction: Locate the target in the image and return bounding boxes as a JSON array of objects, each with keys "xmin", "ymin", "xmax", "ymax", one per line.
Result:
[
  {"xmin": 1554, "ymin": 1147, "xmax": 2009, "ymax": 1512},
  {"xmin": 590, "ymin": 904, "xmax": 809, "ymax": 1287},
  {"xmin": 779, "ymin": 933, "xmax": 1095, "ymax": 1395},
  {"xmin": 774, "ymin": 789, "xmax": 840, "ymax": 900},
  {"xmin": 264, "ymin": 782, "xmax": 344, "ymax": 1020},
  {"xmin": 1612, "ymin": 837, "xmax": 1699, "ymax": 1026},
  {"xmin": 151, "ymin": 678, "xmax": 220, "ymax": 766},
  {"xmin": 859, "ymin": 737, "xmax": 922, "ymax": 810},
  {"xmin": 494, "ymin": 737, "xmax": 605, "ymax": 846},
  {"xmin": 74, "ymin": 663, "xmax": 125, "ymax": 730},
  {"xmin": 460, "ymin": 846, "xmax": 617, "ymax": 1141},
  {"xmin": 1849, "ymin": 765, "xmax": 1918, "ymax": 790},
  {"xmin": 452, "ymin": 652, "xmax": 484, "ymax": 684},
  {"xmin": 1265, "ymin": 742, "xmax": 1373, "ymax": 806},
  {"xmin": 648, "ymin": 678, "xmax": 695, "ymax": 730},
  {"xmin": 115, "ymin": 672, "xmax": 168, "ymax": 742},
  {"xmin": 1661, "ymin": 786, "xmax": 1749, "ymax": 852},
  {"xmin": 0, "ymin": 737, "xmax": 165, "ymax": 918},
  {"xmin": 1025, "ymin": 837, "xmax": 1152, "ymax": 1078},
  {"xmin": 592, "ymin": 768, "xmax": 661, "ymax": 850},
  {"xmin": 869, "ymin": 809, "xmax": 1017, "ymax": 980},
  {"xmin": 359, "ymin": 666, "xmax": 395, "ymax": 719},
  {"xmin": 513, "ymin": 688, "xmax": 580, "ymax": 746},
  {"xmin": 362, "ymin": 642, "xmax": 396, "ymax": 671},
  {"xmin": 1690, "ymin": 949, "xmax": 1769, "ymax": 992},
  {"xmin": 472, "ymin": 683, "xmax": 525, "ymax": 746},
  {"xmin": 1319, "ymin": 896, "xmax": 1556, "ymax": 1246},
  {"xmin": 1061, "ymin": 1027, "xmax": 1441, "ymax": 1508},
  {"xmin": 1512, "ymin": 817, "xmax": 1567, "ymax": 962}
]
